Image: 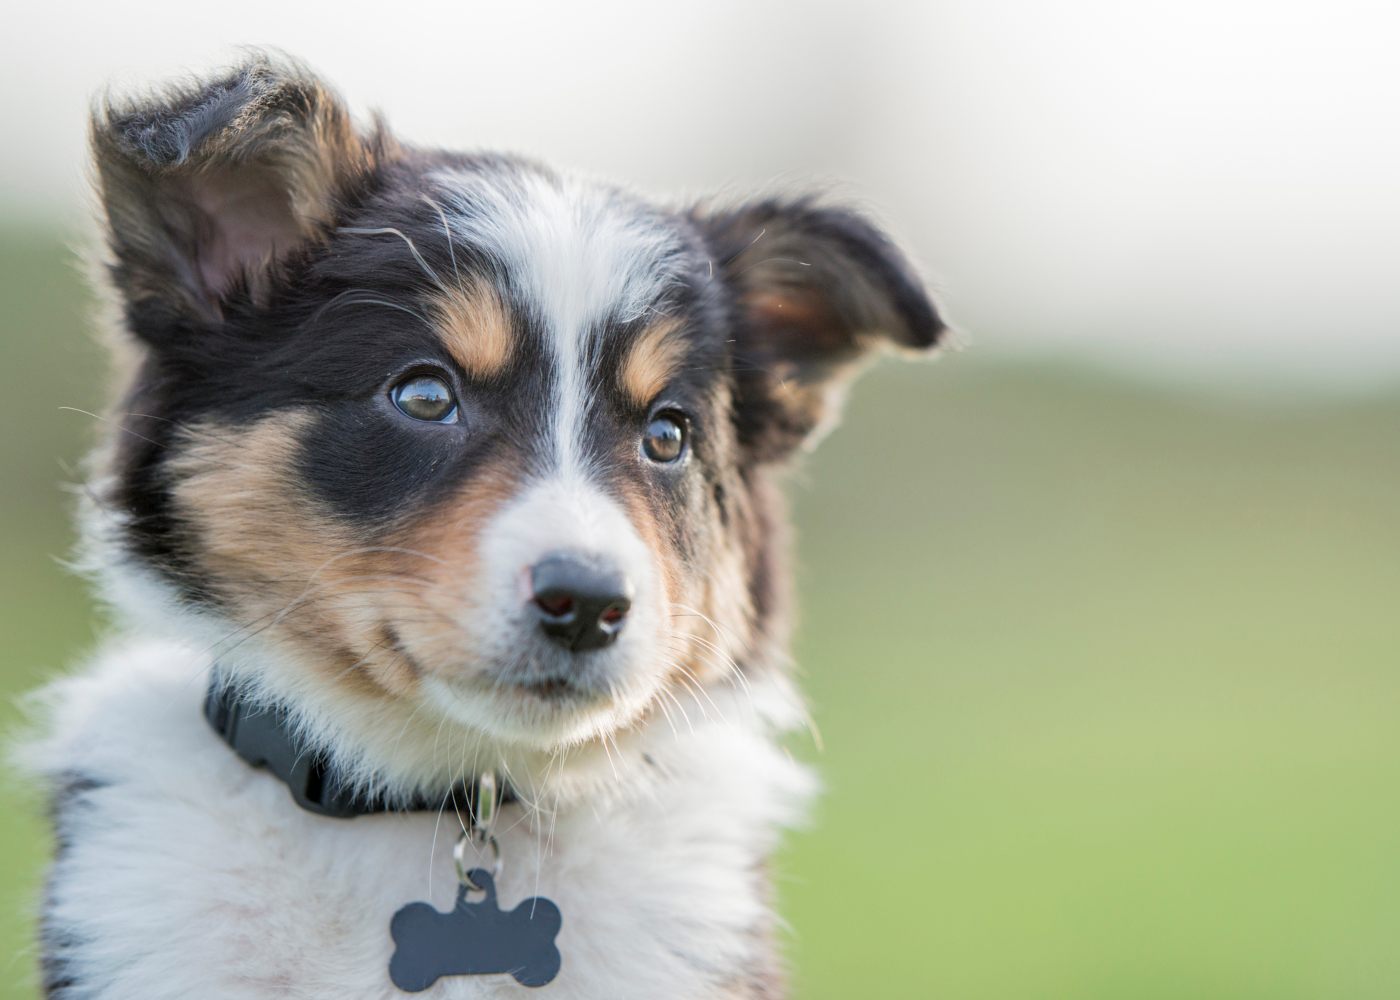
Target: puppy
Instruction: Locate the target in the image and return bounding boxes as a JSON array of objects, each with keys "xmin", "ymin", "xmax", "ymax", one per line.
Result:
[{"xmin": 24, "ymin": 53, "xmax": 946, "ymax": 999}]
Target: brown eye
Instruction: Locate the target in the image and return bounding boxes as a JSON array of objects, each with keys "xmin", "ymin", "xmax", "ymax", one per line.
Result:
[
  {"xmin": 643, "ymin": 412, "xmax": 686, "ymax": 463},
  {"xmin": 390, "ymin": 374, "xmax": 458, "ymax": 423}
]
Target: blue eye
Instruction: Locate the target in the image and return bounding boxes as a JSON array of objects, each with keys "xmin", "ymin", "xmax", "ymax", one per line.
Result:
[{"xmin": 391, "ymin": 374, "xmax": 458, "ymax": 423}]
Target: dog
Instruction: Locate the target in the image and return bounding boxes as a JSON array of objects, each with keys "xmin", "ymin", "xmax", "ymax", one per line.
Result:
[{"xmin": 22, "ymin": 52, "xmax": 946, "ymax": 999}]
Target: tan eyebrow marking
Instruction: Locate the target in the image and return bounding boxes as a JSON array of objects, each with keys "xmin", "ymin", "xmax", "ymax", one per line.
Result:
[
  {"xmin": 434, "ymin": 282, "xmax": 514, "ymax": 379},
  {"xmin": 619, "ymin": 317, "xmax": 687, "ymax": 406}
]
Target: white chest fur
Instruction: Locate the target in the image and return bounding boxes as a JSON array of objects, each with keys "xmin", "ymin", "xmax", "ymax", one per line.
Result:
[{"xmin": 25, "ymin": 640, "xmax": 814, "ymax": 999}]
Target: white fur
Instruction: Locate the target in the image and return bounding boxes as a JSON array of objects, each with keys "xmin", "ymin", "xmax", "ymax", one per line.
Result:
[
  {"xmin": 440, "ymin": 476, "xmax": 665, "ymax": 748},
  {"xmin": 22, "ymin": 636, "xmax": 814, "ymax": 999}
]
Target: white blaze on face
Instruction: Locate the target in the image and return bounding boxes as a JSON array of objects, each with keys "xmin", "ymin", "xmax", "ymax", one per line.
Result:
[
  {"xmin": 434, "ymin": 468, "xmax": 665, "ymax": 748},
  {"xmin": 479, "ymin": 472, "xmax": 658, "ymax": 647},
  {"xmin": 432, "ymin": 164, "xmax": 683, "ymax": 478},
  {"xmin": 430, "ymin": 165, "xmax": 681, "ymax": 716}
]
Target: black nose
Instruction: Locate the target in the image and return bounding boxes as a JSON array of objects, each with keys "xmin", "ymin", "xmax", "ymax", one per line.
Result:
[{"xmin": 529, "ymin": 554, "xmax": 633, "ymax": 652}]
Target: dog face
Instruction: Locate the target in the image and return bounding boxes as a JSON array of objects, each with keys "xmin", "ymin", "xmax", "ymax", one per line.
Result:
[{"xmin": 90, "ymin": 56, "xmax": 944, "ymax": 750}]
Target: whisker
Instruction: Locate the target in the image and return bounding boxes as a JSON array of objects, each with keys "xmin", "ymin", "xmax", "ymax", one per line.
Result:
[
  {"xmin": 338, "ymin": 226, "xmax": 448, "ymax": 294},
  {"xmin": 308, "ymin": 288, "xmax": 433, "ymax": 330},
  {"xmin": 420, "ymin": 193, "xmax": 463, "ymax": 287}
]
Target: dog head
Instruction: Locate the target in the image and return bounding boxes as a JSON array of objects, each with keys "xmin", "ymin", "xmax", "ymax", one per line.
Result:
[{"xmin": 86, "ymin": 54, "xmax": 945, "ymax": 760}]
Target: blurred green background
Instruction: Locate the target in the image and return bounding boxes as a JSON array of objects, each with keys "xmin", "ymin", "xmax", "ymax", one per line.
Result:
[{"xmin": 2, "ymin": 224, "xmax": 1398, "ymax": 999}]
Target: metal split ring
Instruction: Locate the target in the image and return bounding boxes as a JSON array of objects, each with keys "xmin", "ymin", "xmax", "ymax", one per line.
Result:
[
  {"xmin": 452, "ymin": 770, "xmax": 503, "ymax": 888},
  {"xmin": 453, "ymin": 829, "xmax": 501, "ymax": 888}
]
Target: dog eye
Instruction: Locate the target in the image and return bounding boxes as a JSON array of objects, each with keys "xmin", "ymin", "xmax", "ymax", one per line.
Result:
[
  {"xmin": 390, "ymin": 374, "xmax": 458, "ymax": 423},
  {"xmin": 642, "ymin": 412, "xmax": 687, "ymax": 463}
]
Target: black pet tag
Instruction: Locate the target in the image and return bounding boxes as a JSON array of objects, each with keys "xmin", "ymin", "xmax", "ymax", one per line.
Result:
[{"xmin": 389, "ymin": 867, "xmax": 563, "ymax": 991}]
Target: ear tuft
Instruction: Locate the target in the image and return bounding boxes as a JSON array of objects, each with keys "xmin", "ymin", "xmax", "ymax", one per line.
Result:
[
  {"xmin": 109, "ymin": 74, "xmax": 260, "ymax": 167},
  {"xmin": 92, "ymin": 53, "xmax": 393, "ymax": 339},
  {"xmin": 693, "ymin": 197, "xmax": 947, "ymax": 461}
]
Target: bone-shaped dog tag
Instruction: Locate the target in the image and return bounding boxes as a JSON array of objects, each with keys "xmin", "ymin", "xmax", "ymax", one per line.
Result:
[{"xmin": 388, "ymin": 869, "xmax": 562, "ymax": 991}]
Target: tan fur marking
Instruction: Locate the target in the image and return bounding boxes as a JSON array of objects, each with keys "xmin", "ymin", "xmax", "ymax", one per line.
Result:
[
  {"xmin": 619, "ymin": 317, "xmax": 686, "ymax": 406},
  {"xmin": 435, "ymin": 283, "xmax": 514, "ymax": 379},
  {"xmin": 388, "ymin": 454, "xmax": 522, "ymax": 675},
  {"xmin": 170, "ymin": 413, "xmax": 525, "ymax": 699},
  {"xmin": 169, "ymin": 412, "xmax": 339, "ymax": 598},
  {"xmin": 611, "ymin": 473, "xmax": 744, "ymax": 690},
  {"xmin": 170, "ymin": 412, "xmax": 412, "ymax": 698}
]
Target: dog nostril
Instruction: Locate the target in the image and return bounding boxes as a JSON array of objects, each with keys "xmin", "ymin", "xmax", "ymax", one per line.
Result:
[
  {"xmin": 533, "ymin": 593, "xmax": 576, "ymax": 622},
  {"xmin": 528, "ymin": 554, "xmax": 634, "ymax": 652}
]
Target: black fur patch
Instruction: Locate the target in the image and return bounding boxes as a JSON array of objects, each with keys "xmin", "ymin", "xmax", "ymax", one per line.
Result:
[{"xmin": 39, "ymin": 773, "xmax": 104, "ymax": 998}]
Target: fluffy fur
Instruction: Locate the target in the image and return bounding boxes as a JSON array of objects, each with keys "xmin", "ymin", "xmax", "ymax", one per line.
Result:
[
  {"xmin": 25, "ymin": 639, "xmax": 812, "ymax": 999},
  {"xmin": 22, "ymin": 51, "xmax": 945, "ymax": 998}
]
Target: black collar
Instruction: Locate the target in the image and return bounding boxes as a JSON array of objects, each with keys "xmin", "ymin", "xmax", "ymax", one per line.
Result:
[{"xmin": 204, "ymin": 675, "xmax": 505, "ymax": 820}]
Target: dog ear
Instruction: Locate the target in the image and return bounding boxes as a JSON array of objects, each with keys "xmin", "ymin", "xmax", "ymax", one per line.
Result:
[
  {"xmin": 693, "ymin": 198, "xmax": 947, "ymax": 462},
  {"xmin": 92, "ymin": 53, "xmax": 394, "ymax": 344}
]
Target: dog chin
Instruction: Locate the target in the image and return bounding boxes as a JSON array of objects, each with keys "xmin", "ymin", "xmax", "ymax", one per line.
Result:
[{"xmin": 420, "ymin": 671, "xmax": 655, "ymax": 750}]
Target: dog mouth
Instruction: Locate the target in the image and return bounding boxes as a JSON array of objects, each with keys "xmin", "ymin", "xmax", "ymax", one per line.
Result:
[
  {"xmin": 390, "ymin": 614, "xmax": 657, "ymax": 746},
  {"xmin": 496, "ymin": 658, "xmax": 618, "ymax": 702},
  {"xmin": 400, "ymin": 643, "xmax": 605, "ymax": 706},
  {"xmin": 453, "ymin": 652, "xmax": 617, "ymax": 708},
  {"xmin": 510, "ymin": 676, "xmax": 590, "ymax": 701}
]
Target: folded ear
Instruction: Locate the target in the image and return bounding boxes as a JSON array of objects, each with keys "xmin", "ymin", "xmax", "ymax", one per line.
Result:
[
  {"xmin": 92, "ymin": 53, "xmax": 393, "ymax": 342},
  {"xmin": 692, "ymin": 198, "xmax": 947, "ymax": 462}
]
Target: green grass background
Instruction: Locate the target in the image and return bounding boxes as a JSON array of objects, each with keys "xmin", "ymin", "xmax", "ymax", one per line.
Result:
[{"xmin": 1, "ymin": 225, "xmax": 1398, "ymax": 997}]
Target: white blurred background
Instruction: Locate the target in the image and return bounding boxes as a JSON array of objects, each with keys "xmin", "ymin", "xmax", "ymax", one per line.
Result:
[{"xmin": 2, "ymin": 0, "xmax": 1397, "ymax": 388}]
